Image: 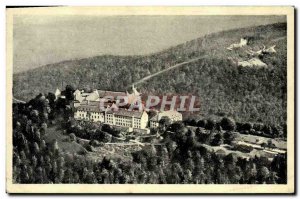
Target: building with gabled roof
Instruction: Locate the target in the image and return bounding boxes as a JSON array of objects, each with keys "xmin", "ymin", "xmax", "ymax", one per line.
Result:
[
  {"xmin": 149, "ymin": 110, "xmax": 182, "ymax": 128},
  {"xmin": 74, "ymin": 99, "xmax": 149, "ymax": 131},
  {"xmin": 73, "ymin": 86, "xmax": 180, "ymax": 132}
]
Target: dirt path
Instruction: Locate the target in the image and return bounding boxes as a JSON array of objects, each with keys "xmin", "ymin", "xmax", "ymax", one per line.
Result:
[
  {"xmin": 130, "ymin": 56, "xmax": 206, "ymax": 88},
  {"xmin": 271, "ymin": 36, "xmax": 286, "ymax": 42},
  {"xmin": 13, "ymin": 97, "xmax": 26, "ymax": 104}
]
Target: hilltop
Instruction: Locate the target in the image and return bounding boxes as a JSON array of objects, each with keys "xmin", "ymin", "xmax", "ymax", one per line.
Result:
[{"xmin": 13, "ymin": 23, "xmax": 287, "ymax": 124}]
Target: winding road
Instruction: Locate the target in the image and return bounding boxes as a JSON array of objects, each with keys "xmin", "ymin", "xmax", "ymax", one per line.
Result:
[{"xmin": 129, "ymin": 56, "xmax": 206, "ymax": 88}]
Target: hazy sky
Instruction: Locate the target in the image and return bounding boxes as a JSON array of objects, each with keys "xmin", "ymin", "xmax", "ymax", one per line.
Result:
[{"xmin": 13, "ymin": 15, "xmax": 286, "ymax": 73}]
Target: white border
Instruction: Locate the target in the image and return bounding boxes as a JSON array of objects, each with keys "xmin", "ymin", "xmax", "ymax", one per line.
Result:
[{"xmin": 0, "ymin": 1, "xmax": 298, "ymax": 198}]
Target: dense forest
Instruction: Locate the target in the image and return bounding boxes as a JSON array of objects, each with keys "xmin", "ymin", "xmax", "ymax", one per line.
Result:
[
  {"xmin": 12, "ymin": 91, "xmax": 287, "ymax": 184},
  {"xmin": 14, "ymin": 23, "xmax": 287, "ymax": 125}
]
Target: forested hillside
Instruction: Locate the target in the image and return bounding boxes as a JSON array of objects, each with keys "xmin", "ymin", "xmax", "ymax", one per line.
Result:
[{"xmin": 13, "ymin": 23, "xmax": 287, "ymax": 125}]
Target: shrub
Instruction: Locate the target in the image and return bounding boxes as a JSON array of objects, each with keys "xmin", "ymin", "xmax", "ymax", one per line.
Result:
[
  {"xmin": 109, "ymin": 128, "xmax": 121, "ymax": 137},
  {"xmin": 197, "ymin": 119, "xmax": 207, "ymax": 128},
  {"xmin": 249, "ymin": 128, "xmax": 256, "ymax": 135},
  {"xmin": 102, "ymin": 124, "xmax": 112, "ymax": 133},
  {"xmin": 236, "ymin": 122, "xmax": 242, "ymax": 131},
  {"xmin": 77, "ymin": 148, "xmax": 88, "ymax": 155},
  {"xmin": 262, "ymin": 125, "xmax": 272, "ymax": 135},
  {"xmin": 205, "ymin": 119, "xmax": 216, "ymax": 130},
  {"xmin": 102, "ymin": 132, "xmax": 112, "ymax": 143},
  {"xmin": 223, "ymin": 131, "xmax": 235, "ymax": 145},
  {"xmin": 99, "ymin": 142, "xmax": 105, "ymax": 147},
  {"xmin": 196, "ymin": 129, "xmax": 211, "ymax": 144},
  {"xmin": 168, "ymin": 121, "xmax": 185, "ymax": 133},
  {"xmin": 220, "ymin": 117, "xmax": 236, "ymax": 131},
  {"xmin": 69, "ymin": 133, "xmax": 76, "ymax": 142},
  {"xmin": 234, "ymin": 144, "xmax": 253, "ymax": 153},
  {"xmin": 85, "ymin": 145, "xmax": 95, "ymax": 152},
  {"xmin": 253, "ymin": 123, "xmax": 264, "ymax": 131},
  {"xmin": 240, "ymin": 122, "xmax": 253, "ymax": 131},
  {"xmin": 189, "ymin": 119, "xmax": 197, "ymax": 126},
  {"xmin": 89, "ymin": 139, "xmax": 100, "ymax": 147},
  {"xmin": 210, "ymin": 133, "xmax": 223, "ymax": 146}
]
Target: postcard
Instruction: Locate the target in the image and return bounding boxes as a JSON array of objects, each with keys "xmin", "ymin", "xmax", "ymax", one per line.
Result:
[{"xmin": 6, "ymin": 6, "xmax": 295, "ymax": 194}]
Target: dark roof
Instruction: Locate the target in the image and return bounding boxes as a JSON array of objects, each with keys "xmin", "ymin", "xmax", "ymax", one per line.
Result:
[
  {"xmin": 149, "ymin": 111, "xmax": 182, "ymax": 121},
  {"xmin": 75, "ymin": 89, "xmax": 126, "ymax": 100},
  {"xmin": 77, "ymin": 105, "xmax": 102, "ymax": 113},
  {"xmin": 149, "ymin": 114, "xmax": 159, "ymax": 122},
  {"xmin": 80, "ymin": 100, "xmax": 113, "ymax": 108},
  {"xmin": 97, "ymin": 90, "xmax": 126, "ymax": 98},
  {"xmin": 77, "ymin": 100, "xmax": 101, "ymax": 112}
]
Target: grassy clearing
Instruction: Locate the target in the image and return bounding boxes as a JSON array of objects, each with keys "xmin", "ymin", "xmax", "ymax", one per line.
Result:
[
  {"xmin": 239, "ymin": 134, "xmax": 286, "ymax": 149},
  {"xmin": 45, "ymin": 124, "xmax": 142, "ymax": 162},
  {"xmin": 45, "ymin": 125, "xmax": 86, "ymax": 154},
  {"xmin": 86, "ymin": 143, "xmax": 142, "ymax": 162},
  {"xmin": 205, "ymin": 144, "xmax": 282, "ymax": 160},
  {"xmin": 45, "ymin": 123, "xmax": 286, "ymax": 163},
  {"xmin": 187, "ymin": 126, "xmax": 286, "ymax": 160},
  {"xmin": 188, "ymin": 125, "xmax": 286, "ymax": 150}
]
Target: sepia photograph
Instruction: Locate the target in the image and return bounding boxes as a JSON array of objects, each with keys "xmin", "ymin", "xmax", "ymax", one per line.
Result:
[{"xmin": 6, "ymin": 6, "xmax": 295, "ymax": 194}]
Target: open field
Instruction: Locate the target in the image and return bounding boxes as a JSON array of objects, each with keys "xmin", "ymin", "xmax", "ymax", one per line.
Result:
[
  {"xmin": 239, "ymin": 134, "xmax": 286, "ymax": 150},
  {"xmin": 187, "ymin": 125, "xmax": 286, "ymax": 160},
  {"xmin": 206, "ymin": 144, "xmax": 284, "ymax": 160},
  {"xmin": 45, "ymin": 124, "xmax": 145, "ymax": 162},
  {"xmin": 45, "ymin": 125, "xmax": 86, "ymax": 154},
  {"xmin": 86, "ymin": 143, "xmax": 142, "ymax": 162},
  {"xmin": 45, "ymin": 122, "xmax": 286, "ymax": 164}
]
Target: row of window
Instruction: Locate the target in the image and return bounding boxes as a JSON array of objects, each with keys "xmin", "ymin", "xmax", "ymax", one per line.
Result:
[
  {"xmin": 150, "ymin": 121, "xmax": 159, "ymax": 127},
  {"xmin": 106, "ymin": 119, "xmax": 114, "ymax": 123},
  {"xmin": 77, "ymin": 116, "xmax": 142, "ymax": 128},
  {"xmin": 115, "ymin": 115, "xmax": 131, "ymax": 120},
  {"xmin": 134, "ymin": 121, "xmax": 140, "ymax": 124},
  {"xmin": 116, "ymin": 122, "xmax": 132, "ymax": 127},
  {"xmin": 76, "ymin": 111, "xmax": 144, "ymax": 128},
  {"xmin": 81, "ymin": 108, "xmax": 92, "ymax": 111},
  {"xmin": 115, "ymin": 118, "xmax": 131, "ymax": 123},
  {"xmin": 134, "ymin": 124, "xmax": 141, "ymax": 128},
  {"xmin": 90, "ymin": 115, "xmax": 102, "ymax": 119},
  {"xmin": 77, "ymin": 111, "xmax": 143, "ymax": 119}
]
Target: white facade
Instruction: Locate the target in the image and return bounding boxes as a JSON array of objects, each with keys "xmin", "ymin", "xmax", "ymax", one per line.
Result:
[
  {"xmin": 73, "ymin": 87, "xmax": 176, "ymax": 131},
  {"xmin": 90, "ymin": 112, "xmax": 104, "ymax": 122},
  {"xmin": 75, "ymin": 108, "xmax": 148, "ymax": 130},
  {"xmin": 150, "ymin": 120, "xmax": 159, "ymax": 128},
  {"xmin": 86, "ymin": 90, "xmax": 99, "ymax": 101},
  {"xmin": 74, "ymin": 89, "xmax": 85, "ymax": 102}
]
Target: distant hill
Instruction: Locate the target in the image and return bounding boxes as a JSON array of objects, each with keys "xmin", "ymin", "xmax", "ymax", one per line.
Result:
[{"xmin": 13, "ymin": 23, "xmax": 287, "ymax": 125}]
